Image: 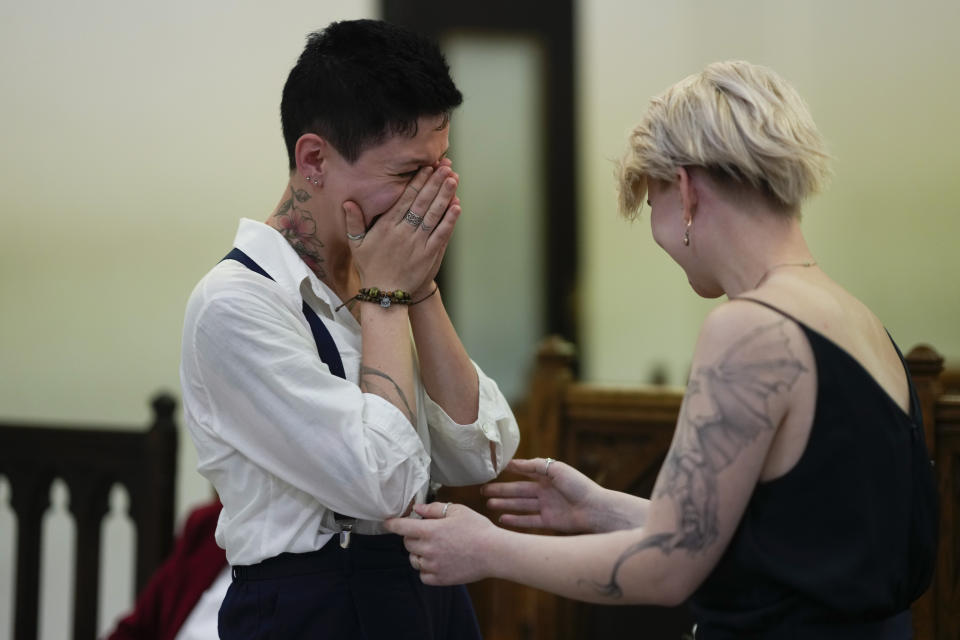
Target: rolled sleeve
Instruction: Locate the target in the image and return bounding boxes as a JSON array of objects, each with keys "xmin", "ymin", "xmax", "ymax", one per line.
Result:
[{"xmin": 425, "ymin": 361, "xmax": 520, "ymax": 486}]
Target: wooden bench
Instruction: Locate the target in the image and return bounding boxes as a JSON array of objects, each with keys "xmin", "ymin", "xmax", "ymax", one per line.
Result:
[{"xmin": 0, "ymin": 393, "xmax": 178, "ymax": 640}]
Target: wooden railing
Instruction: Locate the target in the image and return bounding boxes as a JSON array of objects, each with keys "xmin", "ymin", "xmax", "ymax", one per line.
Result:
[{"xmin": 0, "ymin": 393, "xmax": 178, "ymax": 640}]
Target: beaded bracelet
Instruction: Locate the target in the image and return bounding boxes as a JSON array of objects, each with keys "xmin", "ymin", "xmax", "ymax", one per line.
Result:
[
  {"xmin": 351, "ymin": 284, "xmax": 440, "ymax": 309},
  {"xmin": 355, "ymin": 287, "xmax": 412, "ymax": 308}
]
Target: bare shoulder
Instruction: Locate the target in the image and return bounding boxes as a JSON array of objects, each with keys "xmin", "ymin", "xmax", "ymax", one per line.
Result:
[{"xmin": 692, "ymin": 299, "xmax": 811, "ymax": 369}]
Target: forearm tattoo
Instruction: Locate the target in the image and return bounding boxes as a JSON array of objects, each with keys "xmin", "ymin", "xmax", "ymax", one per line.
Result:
[
  {"xmin": 587, "ymin": 320, "xmax": 806, "ymax": 598},
  {"xmin": 273, "ymin": 186, "xmax": 326, "ymax": 278},
  {"xmin": 360, "ymin": 365, "xmax": 416, "ymax": 424}
]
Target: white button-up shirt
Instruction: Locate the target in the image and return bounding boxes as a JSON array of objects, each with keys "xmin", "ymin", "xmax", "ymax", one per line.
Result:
[{"xmin": 180, "ymin": 219, "xmax": 520, "ymax": 566}]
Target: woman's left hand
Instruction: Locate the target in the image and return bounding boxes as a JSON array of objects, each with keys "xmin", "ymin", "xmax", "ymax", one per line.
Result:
[{"xmin": 384, "ymin": 502, "xmax": 500, "ymax": 585}]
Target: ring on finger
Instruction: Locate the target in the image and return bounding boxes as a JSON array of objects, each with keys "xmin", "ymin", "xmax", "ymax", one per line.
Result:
[
  {"xmin": 412, "ymin": 554, "xmax": 422, "ymax": 571},
  {"xmin": 404, "ymin": 210, "xmax": 424, "ymax": 227},
  {"xmin": 543, "ymin": 457, "xmax": 555, "ymax": 476},
  {"xmin": 420, "ymin": 221, "xmax": 435, "ymax": 232},
  {"xmin": 346, "ymin": 231, "xmax": 366, "ymax": 241},
  {"xmin": 441, "ymin": 502, "xmax": 451, "ymax": 518}
]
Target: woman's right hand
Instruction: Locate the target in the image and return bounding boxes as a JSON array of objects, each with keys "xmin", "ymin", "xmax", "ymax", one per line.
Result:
[
  {"xmin": 342, "ymin": 162, "xmax": 460, "ymax": 295},
  {"xmin": 482, "ymin": 458, "xmax": 605, "ymax": 534}
]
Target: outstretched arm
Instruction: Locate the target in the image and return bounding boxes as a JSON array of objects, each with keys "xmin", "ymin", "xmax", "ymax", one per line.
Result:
[{"xmin": 387, "ymin": 302, "xmax": 813, "ymax": 604}]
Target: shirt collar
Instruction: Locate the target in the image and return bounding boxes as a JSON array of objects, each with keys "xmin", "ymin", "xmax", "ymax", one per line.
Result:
[{"xmin": 232, "ymin": 218, "xmax": 340, "ymax": 314}]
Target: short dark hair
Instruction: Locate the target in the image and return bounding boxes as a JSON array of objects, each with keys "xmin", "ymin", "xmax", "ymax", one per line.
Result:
[{"xmin": 281, "ymin": 19, "xmax": 463, "ymax": 169}]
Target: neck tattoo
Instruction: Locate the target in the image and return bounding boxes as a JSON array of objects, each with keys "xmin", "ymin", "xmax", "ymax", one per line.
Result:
[{"xmin": 754, "ymin": 261, "xmax": 817, "ymax": 289}]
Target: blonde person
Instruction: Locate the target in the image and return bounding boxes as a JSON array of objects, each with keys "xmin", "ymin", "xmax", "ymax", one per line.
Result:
[{"xmin": 387, "ymin": 61, "xmax": 937, "ymax": 639}]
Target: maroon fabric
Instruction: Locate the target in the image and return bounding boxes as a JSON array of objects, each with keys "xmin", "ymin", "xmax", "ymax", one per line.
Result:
[{"xmin": 107, "ymin": 499, "xmax": 227, "ymax": 640}]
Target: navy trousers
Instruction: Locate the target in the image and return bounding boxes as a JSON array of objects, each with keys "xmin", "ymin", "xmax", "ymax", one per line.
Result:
[{"xmin": 219, "ymin": 534, "xmax": 482, "ymax": 639}]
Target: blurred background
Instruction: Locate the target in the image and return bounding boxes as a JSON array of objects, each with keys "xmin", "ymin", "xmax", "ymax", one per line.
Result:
[{"xmin": 2, "ymin": 0, "xmax": 958, "ymax": 636}]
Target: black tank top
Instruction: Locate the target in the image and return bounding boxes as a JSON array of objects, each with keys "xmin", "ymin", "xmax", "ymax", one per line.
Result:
[{"xmin": 687, "ymin": 299, "xmax": 938, "ymax": 639}]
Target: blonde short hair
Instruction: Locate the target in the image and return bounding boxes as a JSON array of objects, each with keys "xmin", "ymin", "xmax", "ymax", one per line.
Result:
[{"xmin": 618, "ymin": 60, "xmax": 831, "ymax": 219}]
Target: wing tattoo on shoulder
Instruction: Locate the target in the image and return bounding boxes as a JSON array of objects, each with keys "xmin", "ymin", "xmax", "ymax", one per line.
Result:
[{"xmin": 588, "ymin": 319, "xmax": 807, "ymax": 598}]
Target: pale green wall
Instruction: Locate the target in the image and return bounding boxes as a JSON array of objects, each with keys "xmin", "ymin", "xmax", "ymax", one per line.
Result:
[
  {"xmin": 0, "ymin": 2, "xmax": 375, "ymax": 635},
  {"xmin": 579, "ymin": 0, "xmax": 960, "ymax": 385},
  {"xmin": 1, "ymin": 3, "xmax": 958, "ymax": 630},
  {"xmin": 0, "ymin": 0, "xmax": 375, "ymax": 517}
]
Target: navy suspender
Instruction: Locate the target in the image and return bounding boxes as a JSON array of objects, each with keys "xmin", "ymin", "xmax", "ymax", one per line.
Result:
[
  {"xmin": 222, "ymin": 247, "xmax": 358, "ymax": 541},
  {"xmin": 221, "ymin": 248, "xmax": 346, "ymax": 380}
]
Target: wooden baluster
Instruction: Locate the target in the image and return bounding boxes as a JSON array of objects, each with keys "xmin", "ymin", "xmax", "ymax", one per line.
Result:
[
  {"xmin": 906, "ymin": 344, "xmax": 945, "ymax": 459},
  {"xmin": 67, "ymin": 474, "xmax": 109, "ymax": 640},
  {"xmin": 524, "ymin": 335, "xmax": 576, "ymax": 461},
  {"xmin": 520, "ymin": 336, "xmax": 576, "ymax": 640},
  {"xmin": 130, "ymin": 393, "xmax": 177, "ymax": 593},
  {"xmin": 905, "ymin": 344, "xmax": 945, "ymax": 640},
  {"xmin": 9, "ymin": 471, "xmax": 52, "ymax": 640},
  {"xmin": 935, "ymin": 395, "xmax": 960, "ymax": 639}
]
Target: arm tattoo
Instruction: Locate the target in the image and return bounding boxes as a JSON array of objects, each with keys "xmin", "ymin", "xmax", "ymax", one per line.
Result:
[
  {"xmin": 273, "ymin": 186, "xmax": 327, "ymax": 278},
  {"xmin": 360, "ymin": 365, "xmax": 416, "ymax": 424},
  {"xmin": 586, "ymin": 320, "xmax": 807, "ymax": 598}
]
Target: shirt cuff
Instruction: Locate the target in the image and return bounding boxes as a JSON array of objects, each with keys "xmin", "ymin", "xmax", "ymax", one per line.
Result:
[
  {"xmin": 423, "ymin": 373, "xmax": 507, "ymax": 447},
  {"xmin": 361, "ymin": 392, "xmax": 431, "ymax": 465}
]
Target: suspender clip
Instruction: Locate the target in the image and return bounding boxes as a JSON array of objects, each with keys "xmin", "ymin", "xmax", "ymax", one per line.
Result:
[{"xmin": 339, "ymin": 522, "xmax": 354, "ymax": 549}]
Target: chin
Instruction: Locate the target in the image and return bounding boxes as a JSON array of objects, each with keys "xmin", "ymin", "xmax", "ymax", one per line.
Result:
[{"xmin": 688, "ymin": 279, "xmax": 725, "ymax": 299}]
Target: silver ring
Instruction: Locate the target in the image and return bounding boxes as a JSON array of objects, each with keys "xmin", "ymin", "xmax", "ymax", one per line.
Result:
[
  {"xmin": 412, "ymin": 554, "xmax": 421, "ymax": 571},
  {"xmin": 543, "ymin": 458, "xmax": 555, "ymax": 475},
  {"xmin": 420, "ymin": 221, "xmax": 435, "ymax": 232},
  {"xmin": 346, "ymin": 231, "xmax": 366, "ymax": 241},
  {"xmin": 404, "ymin": 210, "xmax": 424, "ymax": 227},
  {"xmin": 441, "ymin": 502, "xmax": 451, "ymax": 518}
]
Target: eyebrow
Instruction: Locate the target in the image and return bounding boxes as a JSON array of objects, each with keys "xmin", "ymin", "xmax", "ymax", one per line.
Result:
[{"xmin": 393, "ymin": 148, "xmax": 450, "ymax": 171}]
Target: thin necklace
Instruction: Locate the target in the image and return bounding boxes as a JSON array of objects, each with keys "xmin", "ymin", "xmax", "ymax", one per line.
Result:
[{"xmin": 754, "ymin": 261, "xmax": 817, "ymax": 289}]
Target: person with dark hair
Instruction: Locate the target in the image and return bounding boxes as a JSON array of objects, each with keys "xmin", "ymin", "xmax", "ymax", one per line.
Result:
[{"xmin": 180, "ymin": 19, "xmax": 520, "ymax": 639}]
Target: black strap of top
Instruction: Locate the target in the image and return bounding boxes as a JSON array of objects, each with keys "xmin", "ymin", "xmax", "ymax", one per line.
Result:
[
  {"xmin": 222, "ymin": 248, "xmax": 346, "ymax": 380},
  {"xmin": 222, "ymin": 247, "xmax": 357, "ymax": 530},
  {"xmin": 735, "ymin": 296, "xmax": 923, "ymax": 429}
]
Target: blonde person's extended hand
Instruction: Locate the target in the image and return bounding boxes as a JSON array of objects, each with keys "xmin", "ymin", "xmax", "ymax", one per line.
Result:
[
  {"xmin": 343, "ymin": 161, "xmax": 460, "ymax": 295},
  {"xmin": 384, "ymin": 502, "xmax": 500, "ymax": 586},
  {"xmin": 482, "ymin": 458, "xmax": 606, "ymax": 534}
]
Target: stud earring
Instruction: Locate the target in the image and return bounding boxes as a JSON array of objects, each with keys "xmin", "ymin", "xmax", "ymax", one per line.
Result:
[{"xmin": 683, "ymin": 219, "xmax": 691, "ymax": 246}]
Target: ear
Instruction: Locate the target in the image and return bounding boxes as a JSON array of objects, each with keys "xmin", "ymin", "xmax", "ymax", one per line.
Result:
[
  {"xmin": 676, "ymin": 166, "xmax": 699, "ymax": 223},
  {"xmin": 294, "ymin": 134, "xmax": 328, "ymax": 186}
]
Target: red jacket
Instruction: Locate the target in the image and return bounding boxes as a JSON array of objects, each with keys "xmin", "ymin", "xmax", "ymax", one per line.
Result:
[{"xmin": 107, "ymin": 499, "xmax": 227, "ymax": 640}]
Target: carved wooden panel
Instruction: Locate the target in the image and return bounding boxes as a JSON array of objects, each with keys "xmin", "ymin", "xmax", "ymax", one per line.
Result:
[{"xmin": 0, "ymin": 393, "xmax": 177, "ymax": 640}]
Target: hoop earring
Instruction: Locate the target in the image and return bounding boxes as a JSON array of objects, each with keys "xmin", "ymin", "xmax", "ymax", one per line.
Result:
[{"xmin": 683, "ymin": 220, "xmax": 691, "ymax": 246}]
